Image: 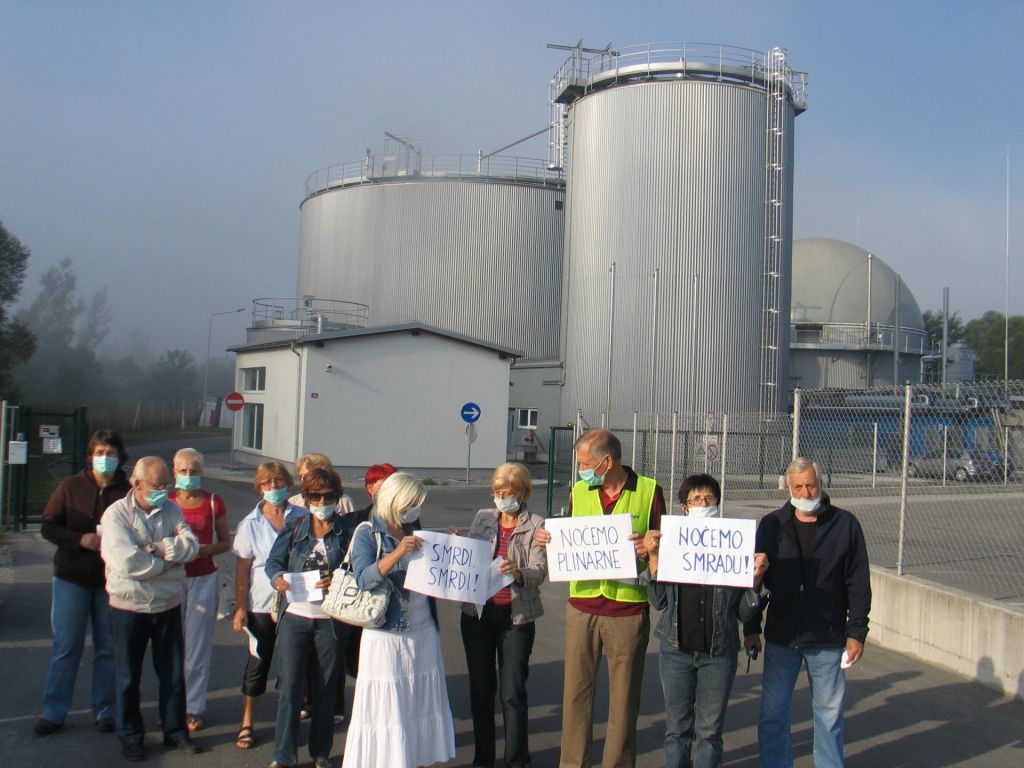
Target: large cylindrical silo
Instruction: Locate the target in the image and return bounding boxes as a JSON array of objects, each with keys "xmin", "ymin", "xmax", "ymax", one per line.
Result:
[
  {"xmin": 298, "ymin": 152, "xmax": 565, "ymax": 360},
  {"xmin": 556, "ymin": 43, "xmax": 806, "ymax": 421}
]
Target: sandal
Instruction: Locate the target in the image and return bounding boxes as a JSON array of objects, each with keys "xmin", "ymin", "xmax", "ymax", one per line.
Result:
[
  {"xmin": 186, "ymin": 714, "xmax": 204, "ymax": 732},
  {"xmin": 235, "ymin": 725, "xmax": 254, "ymax": 750}
]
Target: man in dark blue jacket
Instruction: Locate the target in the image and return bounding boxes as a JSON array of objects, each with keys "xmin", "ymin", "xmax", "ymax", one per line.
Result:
[{"xmin": 746, "ymin": 457, "xmax": 871, "ymax": 768}]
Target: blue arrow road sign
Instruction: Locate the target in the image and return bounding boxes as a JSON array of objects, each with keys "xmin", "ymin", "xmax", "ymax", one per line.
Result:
[{"xmin": 461, "ymin": 402, "xmax": 481, "ymax": 423}]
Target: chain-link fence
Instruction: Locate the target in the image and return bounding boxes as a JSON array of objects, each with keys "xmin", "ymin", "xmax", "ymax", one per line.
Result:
[{"xmin": 549, "ymin": 381, "xmax": 1024, "ymax": 605}]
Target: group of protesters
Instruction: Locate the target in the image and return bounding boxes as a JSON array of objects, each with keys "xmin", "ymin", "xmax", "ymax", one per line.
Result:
[{"xmin": 34, "ymin": 425, "xmax": 870, "ymax": 768}]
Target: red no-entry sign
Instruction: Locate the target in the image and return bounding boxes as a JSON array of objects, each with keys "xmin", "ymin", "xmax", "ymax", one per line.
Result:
[{"xmin": 225, "ymin": 391, "xmax": 245, "ymax": 412}]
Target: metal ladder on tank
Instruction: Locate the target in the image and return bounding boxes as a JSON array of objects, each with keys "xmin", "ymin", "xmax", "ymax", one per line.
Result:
[{"xmin": 759, "ymin": 47, "xmax": 787, "ymax": 420}]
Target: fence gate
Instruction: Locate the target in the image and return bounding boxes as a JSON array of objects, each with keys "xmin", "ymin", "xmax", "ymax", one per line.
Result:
[{"xmin": 7, "ymin": 406, "xmax": 89, "ymax": 529}]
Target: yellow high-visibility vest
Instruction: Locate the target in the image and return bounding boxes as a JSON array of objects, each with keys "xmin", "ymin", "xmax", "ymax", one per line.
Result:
[{"xmin": 568, "ymin": 475, "xmax": 655, "ymax": 603}]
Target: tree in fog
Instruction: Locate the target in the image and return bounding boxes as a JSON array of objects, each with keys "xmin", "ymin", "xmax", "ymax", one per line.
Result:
[
  {"xmin": 147, "ymin": 349, "xmax": 200, "ymax": 402},
  {"xmin": 13, "ymin": 258, "xmax": 112, "ymax": 405},
  {"xmin": 0, "ymin": 221, "xmax": 37, "ymax": 398}
]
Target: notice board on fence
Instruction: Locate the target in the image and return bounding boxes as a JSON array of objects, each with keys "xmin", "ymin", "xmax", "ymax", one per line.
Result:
[
  {"xmin": 656, "ymin": 516, "xmax": 757, "ymax": 588},
  {"xmin": 544, "ymin": 513, "xmax": 637, "ymax": 582}
]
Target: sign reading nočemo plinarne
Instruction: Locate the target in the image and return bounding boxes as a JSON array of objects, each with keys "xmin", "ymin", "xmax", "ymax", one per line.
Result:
[{"xmin": 544, "ymin": 514, "xmax": 637, "ymax": 582}]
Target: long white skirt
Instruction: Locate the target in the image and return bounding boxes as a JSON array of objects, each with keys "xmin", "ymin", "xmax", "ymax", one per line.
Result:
[{"xmin": 342, "ymin": 594, "xmax": 456, "ymax": 768}]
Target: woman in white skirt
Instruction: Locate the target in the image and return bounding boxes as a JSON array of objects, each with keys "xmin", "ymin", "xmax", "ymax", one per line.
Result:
[{"xmin": 343, "ymin": 472, "xmax": 456, "ymax": 768}]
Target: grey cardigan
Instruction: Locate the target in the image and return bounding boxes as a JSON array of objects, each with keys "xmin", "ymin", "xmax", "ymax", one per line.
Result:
[{"xmin": 460, "ymin": 505, "xmax": 547, "ymax": 625}]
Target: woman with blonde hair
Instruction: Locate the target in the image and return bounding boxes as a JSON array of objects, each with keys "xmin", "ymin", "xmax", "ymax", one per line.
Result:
[
  {"xmin": 169, "ymin": 447, "xmax": 231, "ymax": 733},
  {"xmin": 342, "ymin": 472, "xmax": 456, "ymax": 768},
  {"xmin": 459, "ymin": 462, "xmax": 547, "ymax": 768}
]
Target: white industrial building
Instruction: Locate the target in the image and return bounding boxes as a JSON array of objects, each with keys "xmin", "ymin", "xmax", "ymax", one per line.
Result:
[{"xmin": 229, "ymin": 323, "xmax": 516, "ymax": 471}]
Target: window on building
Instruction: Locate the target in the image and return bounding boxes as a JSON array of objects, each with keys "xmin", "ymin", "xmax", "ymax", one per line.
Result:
[
  {"xmin": 241, "ymin": 403, "xmax": 264, "ymax": 450},
  {"xmin": 241, "ymin": 367, "xmax": 266, "ymax": 392},
  {"xmin": 517, "ymin": 408, "xmax": 539, "ymax": 430}
]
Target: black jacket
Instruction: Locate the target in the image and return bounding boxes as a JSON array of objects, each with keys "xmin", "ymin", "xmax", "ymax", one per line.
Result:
[
  {"xmin": 41, "ymin": 468, "xmax": 131, "ymax": 590},
  {"xmin": 744, "ymin": 495, "xmax": 871, "ymax": 648}
]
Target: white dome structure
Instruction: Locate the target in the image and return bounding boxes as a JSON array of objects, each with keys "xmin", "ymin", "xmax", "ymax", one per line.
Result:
[{"xmin": 790, "ymin": 238, "xmax": 928, "ymax": 389}]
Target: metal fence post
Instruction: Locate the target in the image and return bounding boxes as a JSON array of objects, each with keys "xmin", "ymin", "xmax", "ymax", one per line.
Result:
[
  {"xmin": 1004, "ymin": 427, "xmax": 1010, "ymax": 485},
  {"xmin": 721, "ymin": 413, "xmax": 730, "ymax": 511},
  {"xmin": 652, "ymin": 412, "xmax": 660, "ymax": 480},
  {"xmin": 791, "ymin": 387, "xmax": 802, "ymax": 459},
  {"xmin": 897, "ymin": 384, "xmax": 913, "ymax": 576},
  {"xmin": 942, "ymin": 425, "xmax": 948, "ymax": 487},
  {"xmin": 871, "ymin": 422, "xmax": 878, "ymax": 488},
  {"xmin": 669, "ymin": 411, "xmax": 678, "ymax": 507},
  {"xmin": 546, "ymin": 426, "xmax": 557, "ymax": 517},
  {"xmin": 0, "ymin": 400, "xmax": 7, "ymax": 530},
  {"xmin": 631, "ymin": 412, "xmax": 638, "ymax": 468}
]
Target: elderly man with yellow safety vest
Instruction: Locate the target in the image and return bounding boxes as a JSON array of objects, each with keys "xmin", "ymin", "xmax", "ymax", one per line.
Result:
[{"xmin": 538, "ymin": 428, "xmax": 665, "ymax": 768}]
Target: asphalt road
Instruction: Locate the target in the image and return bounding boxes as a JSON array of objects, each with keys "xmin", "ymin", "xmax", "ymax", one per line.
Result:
[{"xmin": 2, "ymin": 436, "xmax": 1021, "ymax": 766}]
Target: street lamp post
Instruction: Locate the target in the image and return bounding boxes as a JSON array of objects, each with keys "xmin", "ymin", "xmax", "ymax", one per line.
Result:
[{"xmin": 202, "ymin": 308, "xmax": 246, "ymax": 426}]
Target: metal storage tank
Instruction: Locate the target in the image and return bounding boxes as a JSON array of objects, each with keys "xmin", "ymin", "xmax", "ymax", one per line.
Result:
[
  {"xmin": 554, "ymin": 43, "xmax": 807, "ymax": 422},
  {"xmin": 298, "ymin": 140, "xmax": 565, "ymax": 361},
  {"xmin": 790, "ymin": 238, "xmax": 928, "ymax": 389}
]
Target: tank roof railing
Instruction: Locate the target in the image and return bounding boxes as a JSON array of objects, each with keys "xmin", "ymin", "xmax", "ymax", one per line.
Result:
[
  {"xmin": 305, "ymin": 152, "xmax": 565, "ymax": 199},
  {"xmin": 251, "ymin": 297, "xmax": 369, "ymax": 331},
  {"xmin": 791, "ymin": 322, "xmax": 929, "ymax": 354},
  {"xmin": 552, "ymin": 42, "xmax": 808, "ymax": 112}
]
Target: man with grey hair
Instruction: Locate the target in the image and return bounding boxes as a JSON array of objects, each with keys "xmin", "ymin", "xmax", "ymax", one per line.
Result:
[
  {"xmin": 537, "ymin": 428, "xmax": 664, "ymax": 768},
  {"xmin": 100, "ymin": 456, "xmax": 200, "ymax": 761},
  {"xmin": 746, "ymin": 457, "xmax": 871, "ymax": 768}
]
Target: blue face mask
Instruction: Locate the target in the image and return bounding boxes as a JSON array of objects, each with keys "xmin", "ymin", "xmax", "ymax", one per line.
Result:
[
  {"xmin": 93, "ymin": 455, "xmax": 119, "ymax": 476},
  {"xmin": 263, "ymin": 487, "xmax": 290, "ymax": 506},
  {"xmin": 578, "ymin": 457, "xmax": 607, "ymax": 487},
  {"xmin": 175, "ymin": 474, "xmax": 201, "ymax": 491},
  {"xmin": 144, "ymin": 488, "xmax": 168, "ymax": 509}
]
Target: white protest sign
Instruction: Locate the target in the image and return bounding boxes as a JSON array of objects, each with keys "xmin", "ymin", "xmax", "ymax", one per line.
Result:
[
  {"xmin": 545, "ymin": 514, "xmax": 637, "ymax": 582},
  {"xmin": 405, "ymin": 530, "xmax": 494, "ymax": 604},
  {"xmin": 656, "ymin": 516, "xmax": 757, "ymax": 588}
]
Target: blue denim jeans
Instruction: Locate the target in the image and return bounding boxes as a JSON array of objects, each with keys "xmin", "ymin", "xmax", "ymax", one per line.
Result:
[
  {"xmin": 460, "ymin": 605, "xmax": 536, "ymax": 768},
  {"xmin": 659, "ymin": 646, "xmax": 738, "ymax": 768},
  {"xmin": 109, "ymin": 605, "xmax": 187, "ymax": 746},
  {"xmin": 758, "ymin": 642, "xmax": 846, "ymax": 768},
  {"xmin": 41, "ymin": 577, "xmax": 115, "ymax": 724},
  {"xmin": 273, "ymin": 613, "xmax": 349, "ymax": 767}
]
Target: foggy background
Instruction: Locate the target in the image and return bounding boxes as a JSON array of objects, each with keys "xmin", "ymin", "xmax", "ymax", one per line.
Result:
[{"xmin": 2, "ymin": 0, "xmax": 1023, "ymax": 398}]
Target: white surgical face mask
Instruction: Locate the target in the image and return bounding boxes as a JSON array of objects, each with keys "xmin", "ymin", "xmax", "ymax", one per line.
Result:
[
  {"xmin": 309, "ymin": 503, "xmax": 336, "ymax": 521},
  {"xmin": 494, "ymin": 496, "xmax": 520, "ymax": 513},
  {"xmin": 401, "ymin": 506, "xmax": 422, "ymax": 524},
  {"xmin": 790, "ymin": 496, "xmax": 821, "ymax": 514},
  {"xmin": 686, "ymin": 505, "xmax": 720, "ymax": 519}
]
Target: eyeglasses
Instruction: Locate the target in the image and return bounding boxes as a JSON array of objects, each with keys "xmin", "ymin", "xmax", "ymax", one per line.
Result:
[
  {"xmin": 684, "ymin": 494, "xmax": 718, "ymax": 506},
  {"xmin": 305, "ymin": 492, "xmax": 338, "ymax": 503}
]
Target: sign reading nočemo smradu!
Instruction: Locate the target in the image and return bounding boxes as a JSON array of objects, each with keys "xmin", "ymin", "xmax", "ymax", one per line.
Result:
[
  {"xmin": 545, "ymin": 514, "xmax": 637, "ymax": 582},
  {"xmin": 656, "ymin": 516, "xmax": 757, "ymax": 588}
]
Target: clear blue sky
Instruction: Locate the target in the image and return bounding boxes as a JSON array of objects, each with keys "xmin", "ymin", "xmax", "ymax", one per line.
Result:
[{"xmin": 2, "ymin": 0, "xmax": 1023, "ymax": 365}]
